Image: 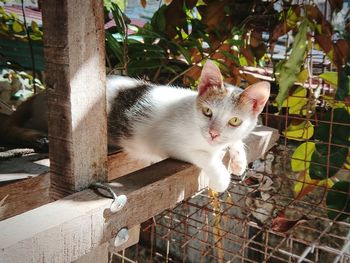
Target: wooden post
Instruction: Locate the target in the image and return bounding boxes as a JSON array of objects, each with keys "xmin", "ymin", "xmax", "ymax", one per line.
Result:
[{"xmin": 42, "ymin": 0, "xmax": 107, "ymax": 198}]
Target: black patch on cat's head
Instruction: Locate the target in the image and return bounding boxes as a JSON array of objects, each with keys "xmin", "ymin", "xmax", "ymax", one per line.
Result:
[{"xmin": 108, "ymin": 83, "xmax": 152, "ymax": 142}]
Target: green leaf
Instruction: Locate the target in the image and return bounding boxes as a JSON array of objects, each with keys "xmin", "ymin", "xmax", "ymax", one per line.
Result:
[
  {"xmin": 12, "ymin": 21, "xmax": 23, "ymax": 33},
  {"xmin": 283, "ymin": 120, "xmax": 314, "ymax": 141},
  {"xmin": 110, "ymin": 3, "xmax": 128, "ymax": 35},
  {"xmin": 127, "ymin": 59, "xmax": 161, "ymax": 70},
  {"xmin": 314, "ymin": 108, "xmax": 350, "ymax": 145},
  {"xmin": 309, "ymin": 144, "xmax": 348, "ymax": 180},
  {"xmin": 218, "ymin": 50, "xmax": 239, "ymax": 64},
  {"xmin": 105, "ymin": 31, "xmax": 123, "ymax": 62},
  {"xmin": 11, "ymin": 12, "xmax": 18, "ymax": 20},
  {"xmin": 286, "ymin": 7, "xmax": 299, "ymax": 27},
  {"xmin": 281, "ymin": 86, "xmax": 307, "ymax": 107},
  {"xmin": 151, "ymin": 5, "xmax": 167, "ymax": 33},
  {"xmin": 104, "ymin": 0, "xmax": 126, "ymax": 11},
  {"xmin": 326, "ymin": 181, "xmax": 350, "ymax": 221},
  {"xmin": 30, "ymin": 34, "xmax": 42, "ymax": 41},
  {"xmin": 175, "ymin": 44, "xmax": 191, "ymax": 64},
  {"xmin": 31, "ymin": 20, "xmax": 40, "ymax": 33},
  {"xmin": 291, "ymin": 142, "xmax": 315, "ymax": 172},
  {"xmin": 128, "ymin": 43, "xmax": 164, "ymax": 53},
  {"xmin": 297, "ymin": 68, "xmax": 309, "ymax": 83},
  {"xmin": 337, "ymin": 67, "xmax": 350, "ymax": 100},
  {"xmin": 319, "ymin": 72, "xmax": 338, "ymax": 86},
  {"xmin": 2, "ymin": 13, "xmax": 9, "ymax": 20},
  {"xmin": 127, "ymin": 59, "xmax": 162, "ymax": 76},
  {"xmin": 1, "ymin": 23, "xmax": 9, "ymax": 32},
  {"xmin": 275, "ymin": 20, "xmax": 308, "ymax": 108},
  {"xmin": 239, "ymin": 55, "xmax": 248, "ymax": 67}
]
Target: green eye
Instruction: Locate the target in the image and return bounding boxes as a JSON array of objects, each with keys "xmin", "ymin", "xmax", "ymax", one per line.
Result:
[
  {"xmin": 228, "ymin": 117, "xmax": 242, "ymax": 126},
  {"xmin": 202, "ymin": 106, "xmax": 212, "ymax": 117}
]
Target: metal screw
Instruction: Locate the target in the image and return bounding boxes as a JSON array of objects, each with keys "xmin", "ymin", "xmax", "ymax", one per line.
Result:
[
  {"xmin": 110, "ymin": 194, "xmax": 127, "ymax": 213},
  {"xmin": 113, "ymin": 228, "xmax": 129, "ymax": 247},
  {"xmin": 90, "ymin": 182, "xmax": 127, "ymax": 213}
]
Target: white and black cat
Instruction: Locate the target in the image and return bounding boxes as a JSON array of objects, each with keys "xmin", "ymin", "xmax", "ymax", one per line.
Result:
[
  {"xmin": 107, "ymin": 60, "xmax": 270, "ymax": 192},
  {"xmin": 1, "ymin": 60, "xmax": 270, "ymax": 192}
]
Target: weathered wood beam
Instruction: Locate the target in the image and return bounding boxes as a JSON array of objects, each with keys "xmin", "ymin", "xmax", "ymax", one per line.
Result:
[
  {"xmin": 0, "ymin": 159, "xmax": 202, "ymax": 263},
  {"xmin": 42, "ymin": 0, "xmax": 107, "ymax": 199},
  {"xmin": 0, "ymin": 172, "xmax": 50, "ymax": 221},
  {"xmin": 108, "ymin": 151, "xmax": 151, "ymax": 181},
  {"xmin": 0, "ymin": 150, "xmax": 149, "ymax": 220}
]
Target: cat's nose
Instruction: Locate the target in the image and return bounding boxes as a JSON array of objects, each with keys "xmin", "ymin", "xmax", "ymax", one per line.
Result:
[{"xmin": 209, "ymin": 129, "xmax": 220, "ymax": 140}]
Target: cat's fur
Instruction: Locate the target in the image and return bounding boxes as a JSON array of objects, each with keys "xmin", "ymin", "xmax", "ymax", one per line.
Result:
[
  {"xmin": 0, "ymin": 60, "xmax": 270, "ymax": 192},
  {"xmin": 107, "ymin": 60, "xmax": 270, "ymax": 192}
]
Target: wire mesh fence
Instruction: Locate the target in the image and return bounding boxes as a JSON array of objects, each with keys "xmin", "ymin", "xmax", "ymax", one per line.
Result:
[{"xmin": 112, "ymin": 153, "xmax": 349, "ymax": 262}]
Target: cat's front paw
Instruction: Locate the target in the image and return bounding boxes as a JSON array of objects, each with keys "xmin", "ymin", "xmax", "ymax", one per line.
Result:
[
  {"xmin": 229, "ymin": 156, "xmax": 247, "ymax": 176},
  {"xmin": 228, "ymin": 145, "xmax": 247, "ymax": 176},
  {"xmin": 208, "ymin": 171, "xmax": 231, "ymax": 192}
]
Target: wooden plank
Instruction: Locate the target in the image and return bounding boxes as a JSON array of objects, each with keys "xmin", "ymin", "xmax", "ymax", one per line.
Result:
[
  {"xmin": 108, "ymin": 151, "xmax": 151, "ymax": 181},
  {"xmin": 0, "ymin": 173, "xmax": 50, "ymax": 221},
  {"xmin": 0, "ymin": 151, "xmax": 150, "ymax": 221},
  {"xmin": 0, "ymin": 159, "xmax": 203, "ymax": 263},
  {"xmin": 0, "ymin": 154, "xmax": 50, "ymax": 220},
  {"xmin": 0, "ymin": 153, "xmax": 49, "ymax": 183},
  {"xmin": 42, "ymin": 0, "xmax": 107, "ymax": 199}
]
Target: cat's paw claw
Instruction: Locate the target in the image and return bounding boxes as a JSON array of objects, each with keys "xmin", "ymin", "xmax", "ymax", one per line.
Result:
[{"xmin": 209, "ymin": 174, "xmax": 231, "ymax": 193}]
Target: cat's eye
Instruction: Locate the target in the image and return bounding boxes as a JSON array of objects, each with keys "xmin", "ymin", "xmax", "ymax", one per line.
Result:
[
  {"xmin": 202, "ymin": 107, "xmax": 212, "ymax": 118},
  {"xmin": 228, "ymin": 117, "xmax": 242, "ymax": 127}
]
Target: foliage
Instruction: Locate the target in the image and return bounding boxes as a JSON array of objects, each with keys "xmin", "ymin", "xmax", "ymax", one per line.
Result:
[
  {"xmin": 0, "ymin": 5, "xmax": 43, "ymax": 41},
  {"xmin": 275, "ymin": 19, "xmax": 308, "ymax": 107},
  {"xmin": 0, "ymin": 3, "xmax": 43, "ymax": 108},
  {"xmin": 104, "ymin": 0, "xmax": 127, "ymax": 11},
  {"xmin": 105, "ymin": 0, "xmax": 276, "ymax": 84},
  {"xmin": 326, "ymin": 181, "xmax": 350, "ymax": 221},
  {"xmin": 0, "ymin": 68, "xmax": 44, "ymax": 107},
  {"xmin": 262, "ymin": 2, "xmax": 350, "ymax": 221}
]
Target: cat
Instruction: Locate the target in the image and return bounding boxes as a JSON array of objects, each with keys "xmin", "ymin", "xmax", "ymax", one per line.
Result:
[
  {"xmin": 107, "ymin": 60, "xmax": 270, "ymax": 192},
  {"xmin": 0, "ymin": 60, "xmax": 270, "ymax": 192}
]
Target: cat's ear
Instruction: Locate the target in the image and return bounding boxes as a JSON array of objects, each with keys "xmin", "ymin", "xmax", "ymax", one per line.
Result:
[
  {"xmin": 238, "ymin": 81, "xmax": 270, "ymax": 115},
  {"xmin": 198, "ymin": 60, "xmax": 223, "ymax": 95}
]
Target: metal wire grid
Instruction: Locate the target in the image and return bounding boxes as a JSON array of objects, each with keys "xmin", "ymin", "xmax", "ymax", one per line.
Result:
[{"xmin": 113, "ymin": 157, "xmax": 350, "ymax": 262}]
